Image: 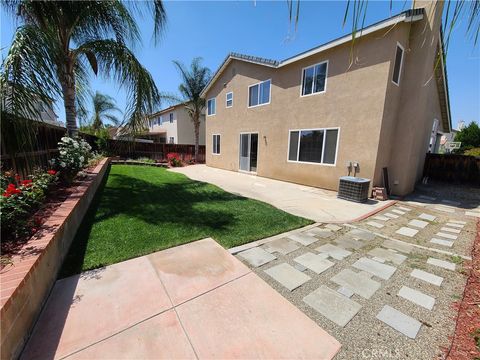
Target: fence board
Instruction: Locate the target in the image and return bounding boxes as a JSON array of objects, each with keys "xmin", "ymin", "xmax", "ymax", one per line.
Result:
[{"xmin": 423, "ymin": 153, "xmax": 480, "ymax": 185}]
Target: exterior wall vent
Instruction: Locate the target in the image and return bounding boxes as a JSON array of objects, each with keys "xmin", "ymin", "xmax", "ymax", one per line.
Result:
[{"xmin": 338, "ymin": 176, "xmax": 371, "ymax": 203}]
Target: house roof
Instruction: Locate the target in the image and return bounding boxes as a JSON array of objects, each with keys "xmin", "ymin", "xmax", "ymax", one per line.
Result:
[
  {"xmin": 201, "ymin": 8, "xmax": 424, "ymax": 97},
  {"xmin": 149, "ymin": 102, "xmax": 187, "ymax": 118}
]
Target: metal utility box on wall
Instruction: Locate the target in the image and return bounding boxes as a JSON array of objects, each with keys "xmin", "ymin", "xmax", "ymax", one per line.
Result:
[{"xmin": 337, "ymin": 176, "xmax": 371, "ymax": 203}]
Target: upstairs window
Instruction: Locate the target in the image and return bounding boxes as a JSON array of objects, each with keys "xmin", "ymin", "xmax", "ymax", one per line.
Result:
[
  {"xmin": 226, "ymin": 92, "xmax": 233, "ymax": 108},
  {"xmin": 288, "ymin": 128, "xmax": 339, "ymax": 165},
  {"xmin": 301, "ymin": 61, "xmax": 328, "ymax": 96},
  {"xmin": 207, "ymin": 98, "xmax": 216, "ymax": 116},
  {"xmin": 169, "ymin": 137, "xmax": 174, "ymax": 144},
  {"xmin": 248, "ymin": 80, "xmax": 271, "ymax": 107},
  {"xmin": 212, "ymin": 134, "xmax": 221, "ymax": 154},
  {"xmin": 169, "ymin": 113, "xmax": 174, "ymax": 123},
  {"xmin": 392, "ymin": 43, "xmax": 404, "ymax": 85}
]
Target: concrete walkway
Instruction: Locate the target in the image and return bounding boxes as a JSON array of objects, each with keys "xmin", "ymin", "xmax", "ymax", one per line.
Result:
[
  {"xmin": 22, "ymin": 239, "xmax": 340, "ymax": 359},
  {"xmin": 171, "ymin": 165, "xmax": 392, "ymax": 223}
]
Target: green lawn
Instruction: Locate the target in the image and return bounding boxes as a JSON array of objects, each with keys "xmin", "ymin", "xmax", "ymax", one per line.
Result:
[{"xmin": 60, "ymin": 165, "xmax": 311, "ymax": 277}]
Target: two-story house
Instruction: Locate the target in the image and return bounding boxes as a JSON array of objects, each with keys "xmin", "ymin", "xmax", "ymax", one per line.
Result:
[
  {"xmin": 148, "ymin": 103, "xmax": 206, "ymax": 145},
  {"xmin": 201, "ymin": 2, "xmax": 451, "ymax": 196}
]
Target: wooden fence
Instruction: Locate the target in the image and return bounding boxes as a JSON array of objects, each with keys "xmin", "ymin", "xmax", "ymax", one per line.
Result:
[
  {"xmin": 1, "ymin": 119, "xmax": 205, "ymax": 178},
  {"xmin": 423, "ymin": 153, "xmax": 480, "ymax": 185}
]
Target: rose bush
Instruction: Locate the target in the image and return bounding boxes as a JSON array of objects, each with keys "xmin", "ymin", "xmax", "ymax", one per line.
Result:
[
  {"xmin": 50, "ymin": 137, "xmax": 92, "ymax": 184},
  {"xmin": 1, "ymin": 169, "xmax": 58, "ymax": 241},
  {"xmin": 167, "ymin": 152, "xmax": 182, "ymax": 167}
]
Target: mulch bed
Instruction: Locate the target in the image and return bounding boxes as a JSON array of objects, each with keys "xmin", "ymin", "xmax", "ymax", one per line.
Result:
[{"xmin": 444, "ymin": 218, "xmax": 480, "ymax": 359}]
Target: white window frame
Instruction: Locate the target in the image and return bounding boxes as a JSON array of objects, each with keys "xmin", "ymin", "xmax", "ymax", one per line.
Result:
[
  {"xmin": 207, "ymin": 98, "xmax": 216, "ymax": 116},
  {"xmin": 300, "ymin": 60, "xmax": 329, "ymax": 97},
  {"xmin": 247, "ymin": 79, "xmax": 271, "ymax": 108},
  {"xmin": 286, "ymin": 127, "xmax": 340, "ymax": 167},
  {"xmin": 212, "ymin": 134, "xmax": 221, "ymax": 155},
  {"xmin": 226, "ymin": 92, "xmax": 233, "ymax": 108},
  {"xmin": 169, "ymin": 136, "xmax": 175, "ymax": 144},
  {"xmin": 391, "ymin": 42, "xmax": 405, "ymax": 86}
]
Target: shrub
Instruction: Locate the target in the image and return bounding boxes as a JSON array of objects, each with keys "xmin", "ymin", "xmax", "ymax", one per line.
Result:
[
  {"xmin": 50, "ymin": 136, "xmax": 92, "ymax": 184},
  {"xmin": 464, "ymin": 147, "xmax": 480, "ymax": 157},
  {"xmin": 0, "ymin": 169, "xmax": 58, "ymax": 241},
  {"xmin": 167, "ymin": 153, "xmax": 182, "ymax": 167}
]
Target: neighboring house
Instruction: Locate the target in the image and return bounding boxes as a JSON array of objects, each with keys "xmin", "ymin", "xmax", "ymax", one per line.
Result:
[
  {"xmin": 147, "ymin": 103, "xmax": 206, "ymax": 145},
  {"xmin": 201, "ymin": 3, "xmax": 451, "ymax": 196}
]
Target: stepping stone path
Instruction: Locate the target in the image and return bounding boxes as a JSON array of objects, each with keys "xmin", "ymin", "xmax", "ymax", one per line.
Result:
[
  {"xmin": 352, "ymin": 257, "xmax": 397, "ymax": 280},
  {"xmin": 315, "ymin": 244, "xmax": 352, "ymax": 260},
  {"xmin": 446, "ymin": 223, "xmax": 464, "ymax": 229},
  {"xmin": 376, "ymin": 305, "xmax": 422, "ymax": 339},
  {"xmin": 238, "ymin": 247, "xmax": 276, "ymax": 267},
  {"xmin": 410, "ymin": 269, "xmax": 443, "ymax": 286},
  {"xmin": 436, "ymin": 232, "xmax": 457, "ymax": 240},
  {"xmin": 373, "ymin": 215, "xmax": 390, "ymax": 221},
  {"xmin": 408, "ymin": 219, "xmax": 429, "ymax": 229},
  {"xmin": 384, "ymin": 212, "xmax": 399, "ymax": 219},
  {"xmin": 288, "ymin": 233, "xmax": 319, "ymax": 246},
  {"xmin": 334, "ymin": 236, "xmax": 365, "ymax": 250},
  {"xmin": 427, "ymin": 257, "xmax": 456, "ymax": 271},
  {"xmin": 435, "ymin": 206, "xmax": 455, "ymax": 213},
  {"xmin": 263, "ymin": 238, "xmax": 299, "ymax": 255},
  {"xmin": 440, "ymin": 227, "xmax": 461, "ymax": 234},
  {"xmin": 392, "ymin": 209, "xmax": 406, "ymax": 215},
  {"xmin": 395, "ymin": 227, "xmax": 418, "ymax": 237},
  {"xmin": 325, "ymin": 224, "xmax": 342, "ymax": 231},
  {"xmin": 398, "ymin": 286, "xmax": 435, "ymax": 310},
  {"xmin": 366, "ymin": 221, "xmax": 384, "ymax": 229},
  {"xmin": 449, "ymin": 220, "xmax": 466, "ymax": 225},
  {"xmin": 430, "ymin": 238, "xmax": 454, "ymax": 247},
  {"xmin": 337, "ymin": 287, "xmax": 354, "ymax": 298},
  {"xmin": 367, "ymin": 248, "xmax": 407, "ymax": 265},
  {"xmin": 397, "ymin": 206, "xmax": 412, "ymax": 212},
  {"xmin": 264, "ymin": 263, "xmax": 311, "ymax": 291},
  {"xmin": 305, "ymin": 228, "xmax": 333, "ymax": 239},
  {"xmin": 347, "ymin": 229, "xmax": 376, "ymax": 241},
  {"xmin": 303, "ymin": 285, "xmax": 362, "ymax": 327},
  {"xmin": 382, "ymin": 239, "xmax": 413, "ymax": 254},
  {"xmin": 419, "ymin": 213, "xmax": 436, "ymax": 221},
  {"xmin": 294, "ymin": 253, "xmax": 334, "ymax": 274},
  {"xmin": 331, "ymin": 269, "xmax": 381, "ymax": 299},
  {"xmin": 372, "ymin": 257, "xmax": 385, "ymax": 263}
]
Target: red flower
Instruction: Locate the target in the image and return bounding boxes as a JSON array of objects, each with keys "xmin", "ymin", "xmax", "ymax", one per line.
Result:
[
  {"xmin": 15, "ymin": 174, "xmax": 21, "ymax": 181},
  {"xmin": 21, "ymin": 179, "xmax": 33, "ymax": 187},
  {"xmin": 3, "ymin": 183, "xmax": 21, "ymax": 197},
  {"xmin": 47, "ymin": 170, "xmax": 57, "ymax": 175}
]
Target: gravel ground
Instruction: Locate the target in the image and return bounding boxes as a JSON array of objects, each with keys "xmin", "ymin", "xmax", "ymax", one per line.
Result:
[{"xmin": 235, "ymin": 195, "xmax": 476, "ymax": 360}]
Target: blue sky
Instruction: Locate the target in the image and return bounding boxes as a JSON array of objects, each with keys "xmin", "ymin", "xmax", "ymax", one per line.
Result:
[{"xmin": 1, "ymin": 1, "xmax": 479, "ymax": 129}]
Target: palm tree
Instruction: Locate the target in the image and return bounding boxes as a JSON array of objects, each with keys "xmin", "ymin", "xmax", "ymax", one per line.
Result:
[
  {"xmin": 0, "ymin": 0, "xmax": 166, "ymax": 137},
  {"xmin": 90, "ymin": 91, "xmax": 122, "ymax": 130},
  {"xmin": 172, "ymin": 58, "xmax": 211, "ymax": 161}
]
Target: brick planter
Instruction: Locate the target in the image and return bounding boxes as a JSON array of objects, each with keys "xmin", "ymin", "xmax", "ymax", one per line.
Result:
[{"xmin": 0, "ymin": 158, "xmax": 110, "ymax": 359}]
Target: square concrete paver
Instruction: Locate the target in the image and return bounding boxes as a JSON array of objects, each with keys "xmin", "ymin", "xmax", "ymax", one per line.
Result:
[
  {"xmin": 384, "ymin": 212, "xmax": 399, "ymax": 219},
  {"xmin": 436, "ymin": 232, "xmax": 458, "ymax": 240},
  {"xmin": 446, "ymin": 223, "xmax": 465, "ymax": 229},
  {"xmin": 347, "ymin": 228, "xmax": 376, "ymax": 241},
  {"xmin": 373, "ymin": 215, "xmax": 390, "ymax": 221},
  {"xmin": 177, "ymin": 273, "xmax": 341, "ymax": 359},
  {"xmin": 376, "ymin": 305, "xmax": 422, "ymax": 339},
  {"xmin": 262, "ymin": 238, "xmax": 300, "ymax": 255},
  {"xmin": 67, "ymin": 310, "xmax": 197, "ymax": 360},
  {"xmin": 337, "ymin": 286, "xmax": 354, "ymax": 298},
  {"xmin": 334, "ymin": 235, "xmax": 366, "ymax": 250},
  {"xmin": 288, "ymin": 233, "xmax": 319, "ymax": 246},
  {"xmin": 410, "ymin": 269, "xmax": 443, "ymax": 286},
  {"xmin": 305, "ymin": 227, "xmax": 334, "ymax": 239},
  {"xmin": 397, "ymin": 206, "xmax": 412, "ymax": 212},
  {"xmin": 331, "ymin": 269, "xmax": 381, "ymax": 299},
  {"xmin": 449, "ymin": 220, "xmax": 467, "ymax": 225},
  {"xmin": 382, "ymin": 239, "xmax": 413, "ymax": 254},
  {"xmin": 294, "ymin": 252, "xmax": 335, "ymax": 274},
  {"xmin": 150, "ymin": 239, "xmax": 251, "ymax": 305},
  {"xmin": 392, "ymin": 209, "xmax": 406, "ymax": 215},
  {"xmin": 427, "ymin": 257, "xmax": 456, "ymax": 271},
  {"xmin": 316, "ymin": 243, "xmax": 352, "ymax": 260},
  {"xmin": 466, "ymin": 211, "xmax": 480, "ymax": 217},
  {"xmin": 264, "ymin": 263, "xmax": 311, "ymax": 291},
  {"xmin": 368, "ymin": 248, "xmax": 407, "ymax": 265},
  {"xmin": 22, "ymin": 257, "xmax": 173, "ymax": 359},
  {"xmin": 430, "ymin": 238, "xmax": 454, "ymax": 247},
  {"xmin": 352, "ymin": 257, "xmax": 397, "ymax": 280},
  {"xmin": 435, "ymin": 206, "xmax": 455, "ymax": 213},
  {"xmin": 395, "ymin": 227, "xmax": 418, "ymax": 238},
  {"xmin": 237, "ymin": 247, "xmax": 277, "ymax": 268},
  {"xmin": 366, "ymin": 221, "xmax": 384, "ymax": 229},
  {"xmin": 325, "ymin": 224, "xmax": 342, "ymax": 231},
  {"xmin": 408, "ymin": 219, "xmax": 429, "ymax": 229},
  {"xmin": 418, "ymin": 213, "xmax": 436, "ymax": 221},
  {"xmin": 397, "ymin": 286, "xmax": 435, "ymax": 310},
  {"xmin": 303, "ymin": 285, "xmax": 362, "ymax": 327},
  {"xmin": 440, "ymin": 227, "xmax": 461, "ymax": 234}
]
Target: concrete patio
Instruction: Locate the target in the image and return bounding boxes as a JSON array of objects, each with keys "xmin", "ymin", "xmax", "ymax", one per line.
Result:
[
  {"xmin": 171, "ymin": 165, "xmax": 392, "ymax": 223},
  {"xmin": 21, "ymin": 238, "xmax": 340, "ymax": 359}
]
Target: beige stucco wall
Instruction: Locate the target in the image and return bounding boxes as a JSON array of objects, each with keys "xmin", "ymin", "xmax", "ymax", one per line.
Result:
[{"xmin": 205, "ymin": 29, "xmax": 402, "ymax": 191}]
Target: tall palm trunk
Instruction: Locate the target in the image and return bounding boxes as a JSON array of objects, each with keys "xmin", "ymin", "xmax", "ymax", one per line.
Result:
[
  {"xmin": 60, "ymin": 56, "xmax": 78, "ymax": 137},
  {"xmin": 193, "ymin": 113, "xmax": 200, "ymax": 162}
]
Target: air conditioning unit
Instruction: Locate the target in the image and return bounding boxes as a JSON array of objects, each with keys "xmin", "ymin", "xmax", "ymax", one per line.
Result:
[{"xmin": 338, "ymin": 176, "xmax": 371, "ymax": 203}]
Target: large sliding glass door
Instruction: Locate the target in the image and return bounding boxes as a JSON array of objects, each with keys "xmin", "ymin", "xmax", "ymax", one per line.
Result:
[{"xmin": 239, "ymin": 133, "xmax": 258, "ymax": 173}]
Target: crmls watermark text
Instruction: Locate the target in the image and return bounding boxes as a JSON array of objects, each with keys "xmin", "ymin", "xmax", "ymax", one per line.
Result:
[{"xmin": 361, "ymin": 347, "xmax": 401, "ymax": 358}]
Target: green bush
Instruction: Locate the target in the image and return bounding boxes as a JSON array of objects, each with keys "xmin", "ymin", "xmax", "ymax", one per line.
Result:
[{"xmin": 464, "ymin": 147, "xmax": 480, "ymax": 157}]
